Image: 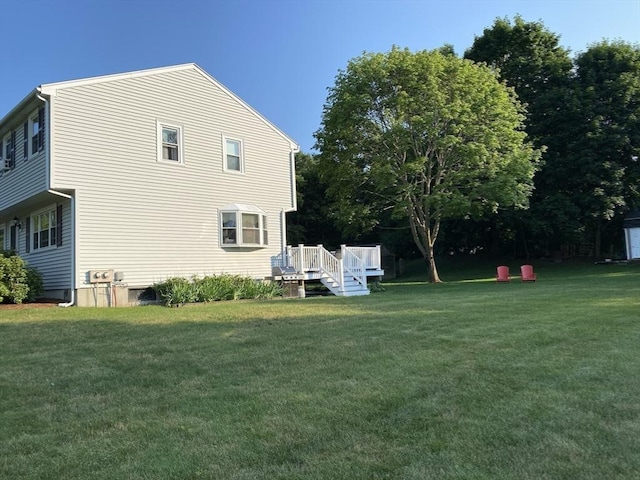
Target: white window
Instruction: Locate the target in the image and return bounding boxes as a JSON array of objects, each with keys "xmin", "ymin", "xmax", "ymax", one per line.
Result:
[
  {"xmin": 31, "ymin": 206, "xmax": 57, "ymax": 251},
  {"xmin": 30, "ymin": 112, "xmax": 40, "ymax": 156},
  {"xmin": 2, "ymin": 132, "xmax": 14, "ymax": 170},
  {"xmin": 157, "ymin": 121, "xmax": 183, "ymax": 164},
  {"xmin": 221, "ymin": 212, "xmax": 237, "ymax": 245},
  {"xmin": 223, "ymin": 137, "xmax": 244, "ymax": 173},
  {"xmin": 220, "ymin": 205, "xmax": 268, "ymax": 247}
]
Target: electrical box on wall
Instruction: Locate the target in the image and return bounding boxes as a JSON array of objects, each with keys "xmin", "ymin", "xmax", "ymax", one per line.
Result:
[{"xmin": 88, "ymin": 269, "xmax": 114, "ymax": 283}]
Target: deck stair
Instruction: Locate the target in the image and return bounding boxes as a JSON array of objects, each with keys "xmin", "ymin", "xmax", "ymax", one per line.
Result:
[{"xmin": 271, "ymin": 244, "xmax": 384, "ymax": 297}]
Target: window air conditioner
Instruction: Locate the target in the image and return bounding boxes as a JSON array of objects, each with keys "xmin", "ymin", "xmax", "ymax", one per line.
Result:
[{"xmin": 0, "ymin": 159, "xmax": 7, "ymax": 171}]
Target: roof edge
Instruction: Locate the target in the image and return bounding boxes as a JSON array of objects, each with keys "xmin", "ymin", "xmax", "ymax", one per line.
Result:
[
  {"xmin": 39, "ymin": 63, "xmax": 198, "ymax": 94},
  {"xmin": 4, "ymin": 63, "xmax": 299, "ymax": 150},
  {"xmin": 191, "ymin": 64, "xmax": 299, "ymax": 150},
  {"xmin": 0, "ymin": 88, "xmax": 38, "ymax": 127}
]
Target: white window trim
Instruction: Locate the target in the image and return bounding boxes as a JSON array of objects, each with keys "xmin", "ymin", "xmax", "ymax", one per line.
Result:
[
  {"xmin": 156, "ymin": 120, "xmax": 184, "ymax": 165},
  {"xmin": 0, "ymin": 224, "xmax": 5, "ymax": 250},
  {"xmin": 30, "ymin": 204, "xmax": 58, "ymax": 253},
  {"xmin": 29, "ymin": 109, "xmax": 41, "ymax": 159},
  {"xmin": 222, "ymin": 135, "xmax": 245, "ymax": 174},
  {"xmin": 1, "ymin": 132, "xmax": 13, "ymax": 172},
  {"xmin": 219, "ymin": 204, "xmax": 268, "ymax": 248}
]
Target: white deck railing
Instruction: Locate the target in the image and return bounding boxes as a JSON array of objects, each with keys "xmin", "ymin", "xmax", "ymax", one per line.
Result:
[
  {"xmin": 272, "ymin": 244, "xmax": 382, "ymax": 291},
  {"xmin": 275, "ymin": 245, "xmax": 382, "ymax": 271},
  {"xmin": 344, "ymin": 245, "xmax": 382, "ymax": 271},
  {"xmin": 341, "ymin": 246, "xmax": 366, "ymax": 289}
]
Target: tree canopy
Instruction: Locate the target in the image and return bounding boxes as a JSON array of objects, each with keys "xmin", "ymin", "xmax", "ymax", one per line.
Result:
[
  {"xmin": 314, "ymin": 47, "xmax": 541, "ymax": 282},
  {"xmin": 467, "ymin": 19, "xmax": 640, "ymax": 257}
]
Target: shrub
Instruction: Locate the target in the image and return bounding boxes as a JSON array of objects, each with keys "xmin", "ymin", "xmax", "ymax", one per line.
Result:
[
  {"xmin": 153, "ymin": 274, "xmax": 283, "ymax": 307},
  {"xmin": 0, "ymin": 252, "xmax": 30, "ymax": 304},
  {"xmin": 153, "ymin": 277, "xmax": 197, "ymax": 307},
  {"xmin": 25, "ymin": 266, "xmax": 44, "ymax": 301}
]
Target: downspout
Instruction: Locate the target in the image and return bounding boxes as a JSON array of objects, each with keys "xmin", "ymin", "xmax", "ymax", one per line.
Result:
[
  {"xmin": 38, "ymin": 88, "xmax": 76, "ymax": 307},
  {"xmin": 280, "ymin": 144, "xmax": 300, "ymax": 249},
  {"xmin": 48, "ymin": 189, "xmax": 75, "ymax": 307},
  {"xmin": 288, "ymin": 146, "xmax": 298, "ymax": 212},
  {"xmin": 281, "ymin": 146, "xmax": 299, "ymax": 263}
]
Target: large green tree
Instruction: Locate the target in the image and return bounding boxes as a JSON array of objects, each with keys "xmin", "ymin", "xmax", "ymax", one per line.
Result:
[
  {"xmin": 568, "ymin": 40, "xmax": 640, "ymax": 256},
  {"xmin": 465, "ymin": 16, "xmax": 575, "ymax": 255},
  {"xmin": 286, "ymin": 151, "xmax": 342, "ymax": 248},
  {"xmin": 315, "ymin": 48, "xmax": 541, "ymax": 282},
  {"xmin": 464, "ymin": 15, "xmax": 573, "ymax": 142}
]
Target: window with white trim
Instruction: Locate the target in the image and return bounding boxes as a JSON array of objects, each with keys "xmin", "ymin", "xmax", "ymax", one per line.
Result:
[
  {"xmin": 157, "ymin": 121, "xmax": 183, "ymax": 164},
  {"xmin": 30, "ymin": 111, "xmax": 41, "ymax": 157},
  {"xmin": 0, "ymin": 225, "xmax": 5, "ymax": 250},
  {"xmin": 2, "ymin": 132, "xmax": 14, "ymax": 170},
  {"xmin": 223, "ymin": 137, "xmax": 244, "ymax": 173},
  {"xmin": 31, "ymin": 206, "xmax": 57, "ymax": 251},
  {"xmin": 220, "ymin": 206, "xmax": 268, "ymax": 247}
]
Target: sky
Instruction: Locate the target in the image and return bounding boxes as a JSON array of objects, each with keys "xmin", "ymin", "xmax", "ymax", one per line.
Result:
[{"xmin": 0, "ymin": 0, "xmax": 639, "ymax": 152}]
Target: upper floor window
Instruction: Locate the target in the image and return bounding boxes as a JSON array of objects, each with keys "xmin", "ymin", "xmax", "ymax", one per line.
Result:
[
  {"xmin": 223, "ymin": 137, "xmax": 244, "ymax": 173},
  {"xmin": 30, "ymin": 112, "xmax": 40, "ymax": 156},
  {"xmin": 157, "ymin": 121, "xmax": 183, "ymax": 164},
  {"xmin": 1, "ymin": 131, "xmax": 15, "ymax": 171}
]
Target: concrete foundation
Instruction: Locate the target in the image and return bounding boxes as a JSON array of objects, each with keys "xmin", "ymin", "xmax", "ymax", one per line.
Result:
[{"xmin": 76, "ymin": 285, "xmax": 130, "ymax": 307}]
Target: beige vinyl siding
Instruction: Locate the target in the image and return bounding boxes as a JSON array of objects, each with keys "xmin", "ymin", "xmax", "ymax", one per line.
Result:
[
  {"xmin": 50, "ymin": 67, "xmax": 295, "ymax": 288},
  {"xmin": 18, "ymin": 199, "xmax": 71, "ymax": 290},
  {"xmin": 0, "ymin": 118, "xmax": 48, "ymax": 211}
]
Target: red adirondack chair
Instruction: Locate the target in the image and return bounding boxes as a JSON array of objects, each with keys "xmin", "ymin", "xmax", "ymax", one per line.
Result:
[
  {"xmin": 496, "ymin": 265, "xmax": 511, "ymax": 282},
  {"xmin": 520, "ymin": 264, "xmax": 537, "ymax": 282}
]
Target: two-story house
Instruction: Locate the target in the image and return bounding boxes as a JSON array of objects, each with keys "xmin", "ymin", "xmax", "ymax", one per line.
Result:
[{"xmin": 0, "ymin": 64, "xmax": 299, "ymax": 306}]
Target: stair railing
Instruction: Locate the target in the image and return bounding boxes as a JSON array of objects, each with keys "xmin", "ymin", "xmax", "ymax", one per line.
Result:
[{"xmin": 341, "ymin": 245, "xmax": 367, "ymax": 289}]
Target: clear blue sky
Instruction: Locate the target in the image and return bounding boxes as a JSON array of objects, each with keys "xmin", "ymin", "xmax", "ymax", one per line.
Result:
[{"xmin": 1, "ymin": 0, "xmax": 639, "ymax": 152}]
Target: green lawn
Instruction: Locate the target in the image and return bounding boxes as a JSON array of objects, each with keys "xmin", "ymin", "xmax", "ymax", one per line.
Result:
[{"xmin": 1, "ymin": 260, "xmax": 639, "ymax": 479}]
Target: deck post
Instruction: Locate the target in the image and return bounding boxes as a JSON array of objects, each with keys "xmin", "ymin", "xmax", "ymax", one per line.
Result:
[
  {"xmin": 340, "ymin": 245, "xmax": 347, "ymax": 292},
  {"xmin": 286, "ymin": 245, "xmax": 292, "ymax": 268},
  {"xmin": 317, "ymin": 244, "xmax": 323, "ymax": 270},
  {"xmin": 298, "ymin": 244, "xmax": 305, "ymax": 272}
]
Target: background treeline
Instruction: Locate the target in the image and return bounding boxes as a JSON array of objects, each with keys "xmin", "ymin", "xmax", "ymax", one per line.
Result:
[{"xmin": 288, "ymin": 16, "xmax": 639, "ymax": 261}]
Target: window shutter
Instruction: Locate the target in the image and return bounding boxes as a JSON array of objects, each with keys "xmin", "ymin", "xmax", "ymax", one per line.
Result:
[
  {"xmin": 23, "ymin": 122, "xmax": 28, "ymax": 158},
  {"xmin": 10, "ymin": 225, "xmax": 17, "ymax": 251},
  {"xmin": 38, "ymin": 108, "xmax": 45, "ymax": 151},
  {"xmin": 25, "ymin": 217, "xmax": 30, "ymax": 253},
  {"xmin": 9, "ymin": 130, "xmax": 16, "ymax": 168},
  {"xmin": 56, "ymin": 204, "xmax": 63, "ymax": 247}
]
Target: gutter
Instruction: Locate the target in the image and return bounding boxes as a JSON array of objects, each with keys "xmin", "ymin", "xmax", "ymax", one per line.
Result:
[
  {"xmin": 0, "ymin": 88, "xmax": 38, "ymax": 127},
  {"xmin": 281, "ymin": 146, "xmax": 299, "ymax": 254}
]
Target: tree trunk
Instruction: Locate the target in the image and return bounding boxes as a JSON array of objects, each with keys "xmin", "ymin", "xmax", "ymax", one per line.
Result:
[
  {"xmin": 407, "ymin": 207, "xmax": 442, "ymax": 283},
  {"xmin": 594, "ymin": 221, "xmax": 602, "ymax": 260},
  {"xmin": 425, "ymin": 243, "xmax": 442, "ymax": 283}
]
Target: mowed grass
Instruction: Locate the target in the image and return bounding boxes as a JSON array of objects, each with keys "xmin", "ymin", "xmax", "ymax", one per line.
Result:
[{"xmin": 1, "ymin": 261, "xmax": 639, "ymax": 479}]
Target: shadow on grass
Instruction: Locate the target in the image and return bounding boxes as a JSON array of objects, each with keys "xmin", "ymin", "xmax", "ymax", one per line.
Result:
[{"xmin": 1, "ymin": 264, "xmax": 640, "ymax": 479}]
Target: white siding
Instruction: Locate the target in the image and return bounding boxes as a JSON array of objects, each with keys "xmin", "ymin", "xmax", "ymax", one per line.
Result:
[
  {"xmin": 50, "ymin": 67, "xmax": 295, "ymax": 288},
  {"xmin": 3, "ymin": 199, "xmax": 72, "ymax": 290},
  {"xmin": 0, "ymin": 113, "xmax": 48, "ymax": 211}
]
